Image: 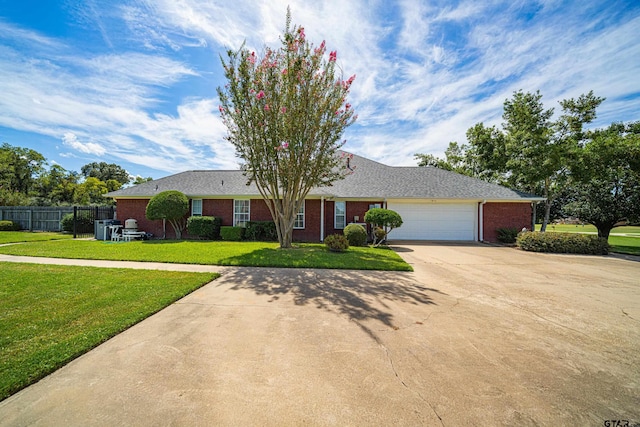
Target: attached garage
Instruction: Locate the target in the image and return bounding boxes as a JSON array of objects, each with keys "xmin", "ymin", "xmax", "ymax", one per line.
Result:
[{"xmin": 386, "ymin": 201, "xmax": 477, "ymax": 241}]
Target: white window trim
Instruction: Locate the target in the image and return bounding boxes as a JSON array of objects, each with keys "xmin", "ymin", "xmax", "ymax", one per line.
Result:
[
  {"xmin": 294, "ymin": 201, "xmax": 305, "ymax": 229},
  {"xmin": 233, "ymin": 199, "xmax": 250, "ymax": 227},
  {"xmin": 191, "ymin": 199, "xmax": 203, "ymax": 216},
  {"xmin": 334, "ymin": 201, "xmax": 346, "ymax": 229}
]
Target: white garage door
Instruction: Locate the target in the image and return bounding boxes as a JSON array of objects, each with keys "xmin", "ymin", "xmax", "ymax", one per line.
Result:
[{"xmin": 386, "ymin": 202, "xmax": 476, "ymax": 241}]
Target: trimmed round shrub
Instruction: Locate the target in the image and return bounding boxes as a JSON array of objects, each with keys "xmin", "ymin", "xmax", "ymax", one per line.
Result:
[
  {"xmin": 373, "ymin": 227, "xmax": 386, "ymax": 240},
  {"xmin": 343, "ymin": 223, "xmax": 367, "ymax": 246},
  {"xmin": 516, "ymin": 231, "xmax": 609, "ymax": 255},
  {"xmin": 324, "ymin": 234, "xmax": 349, "ymax": 252},
  {"xmin": 0, "ymin": 220, "xmax": 21, "ymax": 231}
]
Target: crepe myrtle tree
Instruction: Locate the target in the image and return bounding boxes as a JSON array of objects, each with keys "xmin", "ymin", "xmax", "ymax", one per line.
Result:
[
  {"xmin": 145, "ymin": 190, "xmax": 189, "ymax": 239},
  {"xmin": 217, "ymin": 10, "xmax": 357, "ymax": 249}
]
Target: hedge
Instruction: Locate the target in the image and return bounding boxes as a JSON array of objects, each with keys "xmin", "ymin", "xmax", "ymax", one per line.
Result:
[
  {"xmin": 187, "ymin": 216, "xmax": 221, "ymax": 240},
  {"xmin": 516, "ymin": 231, "xmax": 609, "ymax": 255},
  {"xmin": 0, "ymin": 220, "xmax": 21, "ymax": 231},
  {"xmin": 60, "ymin": 213, "xmax": 94, "ymax": 234},
  {"xmin": 220, "ymin": 226, "xmax": 244, "ymax": 241},
  {"xmin": 496, "ymin": 227, "xmax": 520, "ymax": 244},
  {"xmin": 244, "ymin": 221, "xmax": 277, "ymax": 241}
]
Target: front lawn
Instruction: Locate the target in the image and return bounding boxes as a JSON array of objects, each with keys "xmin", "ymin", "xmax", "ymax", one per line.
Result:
[
  {"xmin": 0, "ymin": 240, "xmax": 413, "ymax": 271},
  {"xmin": 0, "ymin": 231, "xmax": 72, "ymax": 244},
  {"xmin": 0, "ymin": 262, "xmax": 217, "ymax": 401},
  {"xmin": 534, "ymin": 224, "xmax": 640, "ymax": 256}
]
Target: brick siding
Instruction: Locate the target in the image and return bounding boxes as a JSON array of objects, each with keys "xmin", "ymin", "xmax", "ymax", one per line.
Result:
[{"xmin": 482, "ymin": 202, "xmax": 532, "ymax": 242}]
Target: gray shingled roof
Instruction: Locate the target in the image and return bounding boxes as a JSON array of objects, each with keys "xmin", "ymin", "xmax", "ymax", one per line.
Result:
[{"xmin": 107, "ymin": 152, "xmax": 543, "ymax": 201}]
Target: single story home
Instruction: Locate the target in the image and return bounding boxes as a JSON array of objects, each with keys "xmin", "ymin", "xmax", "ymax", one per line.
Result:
[{"xmin": 107, "ymin": 152, "xmax": 544, "ymax": 242}]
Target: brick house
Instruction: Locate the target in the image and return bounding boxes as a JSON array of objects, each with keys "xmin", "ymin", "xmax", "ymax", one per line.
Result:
[{"xmin": 106, "ymin": 152, "xmax": 544, "ymax": 243}]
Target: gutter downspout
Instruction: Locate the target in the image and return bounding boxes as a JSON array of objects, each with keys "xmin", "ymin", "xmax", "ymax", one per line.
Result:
[
  {"xmin": 479, "ymin": 200, "xmax": 487, "ymax": 242},
  {"xmin": 320, "ymin": 196, "xmax": 325, "ymax": 242}
]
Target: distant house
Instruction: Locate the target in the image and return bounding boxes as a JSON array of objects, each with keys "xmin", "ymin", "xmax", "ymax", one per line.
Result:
[{"xmin": 107, "ymin": 152, "xmax": 544, "ymax": 242}]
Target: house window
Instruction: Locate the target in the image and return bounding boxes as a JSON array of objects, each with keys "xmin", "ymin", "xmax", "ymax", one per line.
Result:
[
  {"xmin": 369, "ymin": 203, "xmax": 381, "ymax": 210},
  {"xmin": 294, "ymin": 201, "xmax": 305, "ymax": 229},
  {"xmin": 335, "ymin": 201, "xmax": 346, "ymax": 229},
  {"xmin": 234, "ymin": 200, "xmax": 250, "ymax": 227},
  {"xmin": 191, "ymin": 199, "xmax": 203, "ymax": 216}
]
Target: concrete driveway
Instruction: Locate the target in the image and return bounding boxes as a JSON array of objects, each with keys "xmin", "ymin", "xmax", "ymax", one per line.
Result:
[{"xmin": 0, "ymin": 243, "xmax": 638, "ymax": 426}]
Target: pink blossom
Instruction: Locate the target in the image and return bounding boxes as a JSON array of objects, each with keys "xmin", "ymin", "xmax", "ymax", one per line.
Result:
[
  {"xmin": 248, "ymin": 51, "xmax": 256, "ymax": 64},
  {"xmin": 264, "ymin": 104, "xmax": 270, "ymax": 111},
  {"xmin": 256, "ymin": 90, "xmax": 265, "ymax": 100},
  {"xmin": 345, "ymin": 103, "xmax": 351, "ymax": 110},
  {"xmin": 281, "ymin": 107, "xmax": 287, "ymax": 113},
  {"xmin": 329, "ymin": 51, "xmax": 337, "ymax": 62},
  {"xmin": 298, "ymin": 27, "xmax": 305, "ymax": 40},
  {"xmin": 218, "ymin": 105, "xmax": 224, "ymax": 113},
  {"xmin": 281, "ymin": 141, "xmax": 289, "ymax": 149},
  {"xmin": 282, "ymin": 68, "xmax": 288, "ymax": 75}
]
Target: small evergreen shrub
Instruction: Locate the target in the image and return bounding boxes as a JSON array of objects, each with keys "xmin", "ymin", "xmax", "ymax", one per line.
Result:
[
  {"xmin": 496, "ymin": 227, "xmax": 520, "ymax": 244},
  {"xmin": 220, "ymin": 226, "xmax": 244, "ymax": 241},
  {"xmin": 244, "ymin": 221, "xmax": 277, "ymax": 241},
  {"xmin": 343, "ymin": 223, "xmax": 367, "ymax": 246},
  {"xmin": 187, "ymin": 216, "xmax": 221, "ymax": 240},
  {"xmin": 516, "ymin": 231, "xmax": 609, "ymax": 255},
  {"xmin": 0, "ymin": 220, "xmax": 21, "ymax": 231},
  {"xmin": 60, "ymin": 213, "xmax": 94, "ymax": 233},
  {"xmin": 324, "ymin": 234, "xmax": 349, "ymax": 252}
]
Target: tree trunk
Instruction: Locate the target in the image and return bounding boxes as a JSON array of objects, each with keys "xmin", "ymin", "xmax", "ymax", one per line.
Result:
[
  {"xmin": 274, "ymin": 211, "xmax": 295, "ymax": 249},
  {"xmin": 540, "ymin": 199, "xmax": 552, "ymax": 232},
  {"xmin": 596, "ymin": 224, "xmax": 614, "ymax": 241},
  {"xmin": 169, "ymin": 219, "xmax": 182, "ymax": 239}
]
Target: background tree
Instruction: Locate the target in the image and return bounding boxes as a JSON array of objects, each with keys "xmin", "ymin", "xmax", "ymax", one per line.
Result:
[
  {"xmin": 0, "ymin": 142, "xmax": 46, "ymax": 198},
  {"xmin": 73, "ymin": 177, "xmax": 109, "ymax": 205},
  {"xmin": 565, "ymin": 122, "xmax": 640, "ymax": 239},
  {"xmin": 217, "ymin": 10, "xmax": 357, "ymax": 248},
  {"xmin": 145, "ymin": 190, "xmax": 189, "ymax": 239},
  {"xmin": 81, "ymin": 162, "xmax": 130, "ymax": 186},
  {"xmin": 34, "ymin": 164, "xmax": 79, "ymax": 205},
  {"xmin": 416, "ymin": 139, "xmax": 504, "ymax": 184},
  {"xmin": 460, "ymin": 91, "xmax": 603, "ymax": 231},
  {"xmin": 132, "ymin": 176, "xmax": 153, "ymax": 185}
]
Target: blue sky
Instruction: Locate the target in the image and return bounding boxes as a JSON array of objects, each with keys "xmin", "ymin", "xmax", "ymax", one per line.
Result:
[{"xmin": 1, "ymin": 0, "xmax": 639, "ymax": 179}]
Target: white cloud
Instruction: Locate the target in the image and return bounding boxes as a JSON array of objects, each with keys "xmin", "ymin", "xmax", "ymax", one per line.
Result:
[{"xmin": 62, "ymin": 133, "xmax": 106, "ymax": 156}]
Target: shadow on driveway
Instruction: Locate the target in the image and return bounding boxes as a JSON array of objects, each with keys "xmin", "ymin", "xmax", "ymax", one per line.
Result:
[{"xmin": 221, "ymin": 268, "xmax": 446, "ymax": 342}]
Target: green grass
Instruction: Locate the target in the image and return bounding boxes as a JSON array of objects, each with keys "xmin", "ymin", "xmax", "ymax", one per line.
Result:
[
  {"xmin": 607, "ymin": 236, "xmax": 640, "ymax": 256},
  {"xmin": 0, "ymin": 262, "xmax": 217, "ymax": 401},
  {"xmin": 534, "ymin": 224, "xmax": 640, "ymax": 256},
  {"xmin": 0, "ymin": 231, "xmax": 72, "ymax": 244},
  {"xmin": 0, "ymin": 240, "xmax": 413, "ymax": 271}
]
